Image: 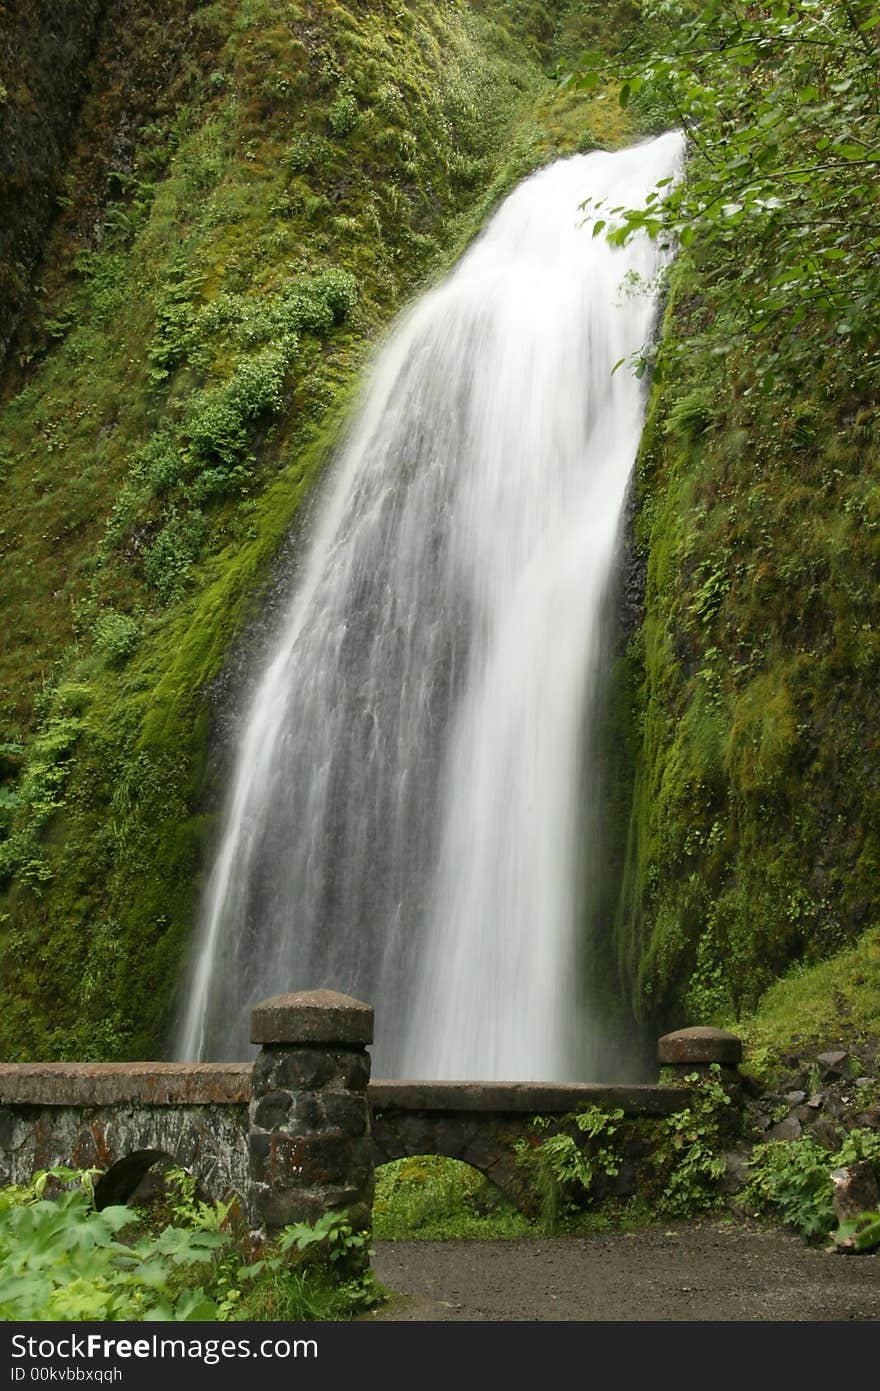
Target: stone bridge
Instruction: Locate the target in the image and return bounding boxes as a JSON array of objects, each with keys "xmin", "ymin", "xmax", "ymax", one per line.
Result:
[{"xmin": 0, "ymin": 991, "xmax": 742, "ymax": 1230}]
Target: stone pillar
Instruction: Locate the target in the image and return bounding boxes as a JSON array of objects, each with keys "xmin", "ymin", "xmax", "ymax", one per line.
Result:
[
  {"xmin": 658, "ymin": 1024, "xmax": 745, "ymax": 1119},
  {"xmin": 657, "ymin": 1026, "xmax": 743, "ymax": 1083},
  {"xmin": 658, "ymin": 1027, "xmax": 746, "ymax": 1145},
  {"xmin": 248, "ymin": 990, "xmax": 374, "ymax": 1233}
]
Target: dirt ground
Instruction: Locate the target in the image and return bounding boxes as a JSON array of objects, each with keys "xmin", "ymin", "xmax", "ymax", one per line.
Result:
[{"xmin": 368, "ymin": 1219, "xmax": 880, "ymax": 1321}]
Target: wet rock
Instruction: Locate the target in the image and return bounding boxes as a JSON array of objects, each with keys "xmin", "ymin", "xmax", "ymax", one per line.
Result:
[
  {"xmin": 807, "ymin": 1119, "xmax": 841, "ymax": 1150},
  {"xmin": 855, "ymin": 1106, "xmax": 880, "ymax": 1129},
  {"xmin": 832, "ymin": 1162, "xmax": 880, "ymax": 1224},
  {"xmin": 768, "ymin": 1116, "xmax": 802, "ymax": 1142},
  {"xmin": 817, "ymin": 1051, "xmax": 850, "ymax": 1079},
  {"xmin": 720, "ymin": 1150, "xmax": 751, "ymax": 1195}
]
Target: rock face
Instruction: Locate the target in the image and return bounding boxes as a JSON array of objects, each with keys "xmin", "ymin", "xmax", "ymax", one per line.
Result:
[
  {"xmin": 0, "ymin": 0, "xmax": 103, "ymax": 365},
  {"xmin": 716, "ymin": 1038, "xmax": 880, "ymax": 1227},
  {"xmin": 832, "ymin": 1162, "xmax": 880, "ymax": 1224},
  {"xmin": 744, "ymin": 1039, "xmax": 880, "ymax": 1157}
]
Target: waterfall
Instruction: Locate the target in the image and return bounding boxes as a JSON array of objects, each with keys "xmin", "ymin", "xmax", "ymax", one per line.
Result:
[{"xmin": 176, "ymin": 131, "xmax": 684, "ymax": 1078}]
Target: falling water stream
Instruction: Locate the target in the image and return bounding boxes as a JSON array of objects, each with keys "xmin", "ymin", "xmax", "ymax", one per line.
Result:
[{"xmin": 177, "ymin": 132, "xmax": 684, "ymax": 1079}]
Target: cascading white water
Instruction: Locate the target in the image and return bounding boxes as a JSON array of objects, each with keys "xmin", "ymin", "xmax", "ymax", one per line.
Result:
[{"xmin": 177, "ymin": 131, "xmax": 684, "ymax": 1078}]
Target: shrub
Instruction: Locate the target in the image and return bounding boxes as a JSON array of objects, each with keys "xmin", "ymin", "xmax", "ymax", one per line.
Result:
[
  {"xmin": 0, "ymin": 1167, "xmax": 380, "ymax": 1322},
  {"xmin": 132, "ymin": 432, "xmax": 184, "ymax": 494},
  {"xmin": 93, "ymin": 611, "xmax": 142, "ymax": 667},
  {"xmin": 282, "ymin": 132, "xmax": 335, "ymax": 174},
  {"xmin": 327, "ymin": 92, "xmax": 359, "ymax": 137},
  {"xmin": 143, "ymin": 510, "xmax": 208, "ymax": 601},
  {"xmin": 515, "ymin": 1106, "xmax": 625, "ymax": 1231},
  {"xmin": 0, "ymin": 1169, "xmax": 226, "ymax": 1321},
  {"xmin": 747, "ymin": 1128, "xmax": 880, "ymax": 1242}
]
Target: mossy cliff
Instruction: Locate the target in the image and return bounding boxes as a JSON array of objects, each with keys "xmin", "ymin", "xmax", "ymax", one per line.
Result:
[
  {"xmin": 613, "ymin": 185, "xmax": 879, "ymax": 1048},
  {"xmin": 0, "ymin": 0, "xmax": 104, "ymax": 364},
  {"xmin": 0, "ymin": 0, "xmax": 636, "ymax": 1060}
]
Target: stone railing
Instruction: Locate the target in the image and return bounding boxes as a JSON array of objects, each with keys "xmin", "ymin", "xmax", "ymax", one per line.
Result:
[{"xmin": 0, "ymin": 991, "xmax": 743, "ymax": 1229}]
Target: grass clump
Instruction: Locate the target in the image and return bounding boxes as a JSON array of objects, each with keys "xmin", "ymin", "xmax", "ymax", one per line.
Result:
[
  {"xmin": 373, "ymin": 1157, "xmax": 529, "ymax": 1240},
  {"xmin": 733, "ymin": 926, "xmax": 880, "ymax": 1061}
]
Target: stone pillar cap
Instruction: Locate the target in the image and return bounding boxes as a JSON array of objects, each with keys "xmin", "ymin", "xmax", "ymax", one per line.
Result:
[
  {"xmin": 658, "ymin": 1026, "xmax": 743, "ymax": 1066},
  {"xmin": 251, "ymin": 990, "xmax": 373, "ymax": 1046}
]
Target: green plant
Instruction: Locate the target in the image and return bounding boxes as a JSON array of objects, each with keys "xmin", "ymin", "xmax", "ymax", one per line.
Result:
[
  {"xmin": 327, "ymin": 92, "xmax": 360, "ymax": 138},
  {"xmin": 747, "ymin": 1136, "xmax": 836, "ymax": 1240},
  {"xmin": 515, "ymin": 1106, "xmax": 625, "ymax": 1231},
  {"xmin": 0, "ymin": 1168, "xmax": 227, "ymax": 1320},
  {"xmin": 373, "ymin": 1155, "xmax": 528, "ymax": 1240},
  {"xmin": 147, "ymin": 257, "xmax": 201, "ymax": 382},
  {"xmin": 279, "ymin": 1208, "xmax": 371, "ymax": 1279},
  {"xmin": 665, "ymin": 387, "xmax": 717, "ymax": 442},
  {"xmin": 655, "ymin": 1068, "xmax": 730, "ymax": 1215},
  {"xmin": 143, "ymin": 509, "xmax": 209, "ymax": 601},
  {"xmin": 162, "ymin": 1167, "xmax": 233, "ymax": 1233},
  {"xmin": 0, "ymin": 1169, "xmax": 386, "ymax": 1322},
  {"xmin": 747, "ymin": 1128, "xmax": 880, "ymax": 1242},
  {"xmin": 252, "ymin": 1210, "xmax": 380, "ymax": 1315},
  {"xmin": 93, "ymin": 611, "xmax": 142, "ymax": 667},
  {"xmin": 577, "ymin": 0, "xmax": 880, "ymax": 383},
  {"xmin": 833, "ymin": 1210, "xmax": 880, "ymax": 1254}
]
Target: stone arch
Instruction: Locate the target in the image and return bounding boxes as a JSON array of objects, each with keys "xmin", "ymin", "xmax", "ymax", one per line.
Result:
[
  {"xmin": 93, "ymin": 1149, "xmax": 172, "ymax": 1209},
  {"xmin": 371, "ymin": 1113, "xmax": 526, "ymax": 1209},
  {"xmin": 373, "ymin": 1152, "xmax": 521, "ymax": 1229}
]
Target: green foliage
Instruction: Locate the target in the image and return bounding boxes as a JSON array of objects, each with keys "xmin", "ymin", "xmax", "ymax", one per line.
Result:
[
  {"xmin": 147, "ymin": 256, "xmax": 201, "ymax": 382},
  {"xmin": 747, "ymin": 1138, "xmax": 835, "ymax": 1241},
  {"xmin": 327, "ymin": 91, "xmax": 360, "ymax": 138},
  {"xmin": 160, "ymin": 1167, "xmax": 233, "ymax": 1233},
  {"xmin": 514, "ymin": 1106, "xmax": 625, "ymax": 1231},
  {"xmin": 279, "ymin": 1208, "xmax": 373, "ymax": 1282},
  {"xmin": 93, "ymin": 611, "xmax": 142, "ymax": 668},
  {"xmin": 0, "ymin": 1167, "xmax": 380, "ymax": 1322},
  {"xmin": 664, "ymin": 386, "xmax": 717, "ymax": 443},
  {"xmin": 833, "ymin": 1211, "xmax": 880, "ymax": 1254},
  {"xmin": 654, "ymin": 1068, "xmax": 730, "ymax": 1215},
  {"xmin": 143, "ymin": 509, "xmax": 209, "ymax": 602},
  {"xmin": 0, "ymin": 713, "xmax": 83, "ymax": 887},
  {"xmin": 0, "ymin": 1169, "xmax": 227, "ymax": 1321},
  {"xmin": 373, "ymin": 1156, "xmax": 528, "ymax": 1240},
  {"xmin": 237, "ymin": 1211, "xmax": 379, "ymax": 1318},
  {"xmin": 747, "ymin": 1128, "xmax": 880, "ymax": 1242},
  {"xmin": 578, "ymin": 0, "xmax": 880, "ymax": 383}
]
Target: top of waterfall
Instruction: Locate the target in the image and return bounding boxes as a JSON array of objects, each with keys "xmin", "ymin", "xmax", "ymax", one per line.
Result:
[{"xmin": 250, "ymin": 989, "xmax": 374, "ymax": 1047}]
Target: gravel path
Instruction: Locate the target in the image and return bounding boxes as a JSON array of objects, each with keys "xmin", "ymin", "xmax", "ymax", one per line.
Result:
[{"xmin": 368, "ymin": 1220, "xmax": 880, "ymax": 1321}]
